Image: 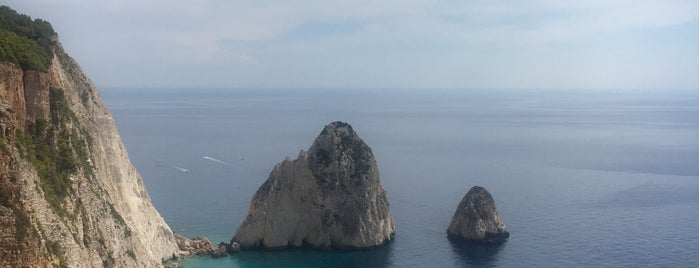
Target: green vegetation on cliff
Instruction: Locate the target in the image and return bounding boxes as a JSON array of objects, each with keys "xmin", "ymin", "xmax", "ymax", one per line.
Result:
[
  {"xmin": 0, "ymin": 6, "xmax": 56, "ymax": 71},
  {"xmin": 16, "ymin": 88, "xmax": 94, "ymax": 214}
]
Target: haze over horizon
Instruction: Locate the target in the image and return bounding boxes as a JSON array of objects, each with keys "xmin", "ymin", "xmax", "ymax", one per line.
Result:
[{"xmin": 4, "ymin": 0, "xmax": 699, "ymax": 91}]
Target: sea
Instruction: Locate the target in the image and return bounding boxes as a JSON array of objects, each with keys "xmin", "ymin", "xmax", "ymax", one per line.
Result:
[{"xmin": 101, "ymin": 88, "xmax": 699, "ymax": 267}]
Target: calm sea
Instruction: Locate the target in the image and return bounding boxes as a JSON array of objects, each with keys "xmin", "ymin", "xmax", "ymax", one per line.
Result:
[{"xmin": 101, "ymin": 89, "xmax": 699, "ymax": 267}]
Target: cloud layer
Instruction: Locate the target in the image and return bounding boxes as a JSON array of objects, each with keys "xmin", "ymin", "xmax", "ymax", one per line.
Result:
[{"xmin": 5, "ymin": 0, "xmax": 699, "ymax": 89}]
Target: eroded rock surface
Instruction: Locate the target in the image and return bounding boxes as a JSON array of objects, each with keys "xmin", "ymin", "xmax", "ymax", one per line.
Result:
[
  {"xmin": 447, "ymin": 186, "xmax": 509, "ymax": 243},
  {"xmin": 232, "ymin": 121, "xmax": 395, "ymax": 250},
  {"xmin": 0, "ymin": 7, "xmax": 177, "ymax": 267},
  {"xmin": 174, "ymin": 234, "xmax": 228, "ymax": 257}
]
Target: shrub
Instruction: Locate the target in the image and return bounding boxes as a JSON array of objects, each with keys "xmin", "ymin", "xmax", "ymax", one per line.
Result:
[
  {"xmin": 15, "ymin": 88, "xmax": 94, "ymax": 215},
  {"xmin": 0, "ymin": 6, "xmax": 56, "ymax": 71}
]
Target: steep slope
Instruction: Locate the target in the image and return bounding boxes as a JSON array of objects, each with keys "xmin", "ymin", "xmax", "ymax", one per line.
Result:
[
  {"xmin": 232, "ymin": 121, "xmax": 395, "ymax": 250},
  {"xmin": 0, "ymin": 6, "xmax": 177, "ymax": 267}
]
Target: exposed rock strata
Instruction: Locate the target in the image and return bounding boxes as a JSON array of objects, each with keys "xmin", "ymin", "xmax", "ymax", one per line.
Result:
[
  {"xmin": 447, "ymin": 186, "xmax": 509, "ymax": 243},
  {"xmin": 0, "ymin": 9, "xmax": 177, "ymax": 267},
  {"xmin": 232, "ymin": 121, "xmax": 395, "ymax": 250}
]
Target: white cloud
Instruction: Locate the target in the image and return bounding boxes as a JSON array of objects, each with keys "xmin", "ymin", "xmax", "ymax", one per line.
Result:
[
  {"xmin": 9, "ymin": 0, "xmax": 698, "ymax": 51},
  {"xmin": 3, "ymin": 0, "xmax": 698, "ymax": 89}
]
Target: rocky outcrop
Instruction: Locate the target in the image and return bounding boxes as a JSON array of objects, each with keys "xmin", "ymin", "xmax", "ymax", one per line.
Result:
[
  {"xmin": 228, "ymin": 241, "xmax": 240, "ymax": 253},
  {"xmin": 22, "ymin": 70, "xmax": 50, "ymax": 122},
  {"xmin": 174, "ymin": 234, "xmax": 228, "ymax": 257},
  {"xmin": 447, "ymin": 186, "xmax": 509, "ymax": 243},
  {"xmin": 232, "ymin": 121, "xmax": 395, "ymax": 250},
  {"xmin": 0, "ymin": 8, "xmax": 177, "ymax": 267}
]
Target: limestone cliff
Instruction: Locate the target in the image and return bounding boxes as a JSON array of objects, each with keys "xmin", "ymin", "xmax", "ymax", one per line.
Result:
[
  {"xmin": 0, "ymin": 7, "xmax": 177, "ymax": 267},
  {"xmin": 447, "ymin": 186, "xmax": 509, "ymax": 243},
  {"xmin": 232, "ymin": 121, "xmax": 395, "ymax": 250}
]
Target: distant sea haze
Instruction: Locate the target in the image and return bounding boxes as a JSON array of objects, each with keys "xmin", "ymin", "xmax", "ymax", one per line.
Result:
[{"xmin": 103, "ymin": 88, "xmax": 699, "ymax": 267}]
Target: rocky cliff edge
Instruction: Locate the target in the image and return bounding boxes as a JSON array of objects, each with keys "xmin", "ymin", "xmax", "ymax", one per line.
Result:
[{"xmin": 0, "ymin": 8, "xmax": 177, "ymax": 267}]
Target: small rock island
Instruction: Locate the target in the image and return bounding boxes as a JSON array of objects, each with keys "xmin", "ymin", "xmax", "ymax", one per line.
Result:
[
  {"xmin": 447, "ymin": 186, "xmax": 509, "ymax": 243},
  {"xmin": 231, "ymin": 121, "xmax": 395, "ymax": 250}
]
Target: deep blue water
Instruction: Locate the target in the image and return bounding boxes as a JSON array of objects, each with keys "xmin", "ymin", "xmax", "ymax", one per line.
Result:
[{"xmin": 101, "ymin": 89, "xmax": 699, "ymax": 267}]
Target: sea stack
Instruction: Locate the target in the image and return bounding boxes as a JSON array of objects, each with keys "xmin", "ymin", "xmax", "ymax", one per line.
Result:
[
  {"xmin": 231, "ymin": 121, "xmax": 395, "ymax": 250},
  {"xmin": 447, "ymin": 186, "xmax": 509, "ymax": 243}
]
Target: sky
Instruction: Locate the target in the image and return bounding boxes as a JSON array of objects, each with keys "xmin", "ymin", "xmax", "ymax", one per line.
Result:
[{"xmin": 3, "ymin": 0, "xmax": 699, "ymax": 90}]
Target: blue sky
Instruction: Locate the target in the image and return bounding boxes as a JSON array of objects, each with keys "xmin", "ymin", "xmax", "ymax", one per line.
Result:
[{"xmin": 4, "ymin": 0, "xmax": 699, "ymax": 90}]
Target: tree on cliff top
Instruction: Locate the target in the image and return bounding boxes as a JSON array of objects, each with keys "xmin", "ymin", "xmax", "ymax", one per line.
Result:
[{"xmin": 0, "ymin": 5, "xmax": 56, "ymax": 72}]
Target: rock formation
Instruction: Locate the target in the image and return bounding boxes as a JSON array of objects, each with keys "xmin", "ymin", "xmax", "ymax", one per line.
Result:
[
  {"xmin": 231, "ymin": 121, "xmax": 395, "ymax": 250},
  {"xmin": 174, "ymin": 234, "xmax": 228, "ymax": 258},
  {"xmin": 447, "ymin": 186, "xmax": 509, "ymax": 243},
  {"xmin": 0, "ymin": 7, "xmax": 177, "ymax": 267}
]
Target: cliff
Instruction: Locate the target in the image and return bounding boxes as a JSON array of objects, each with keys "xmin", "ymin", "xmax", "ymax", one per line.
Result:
[
  {"xmin": 232, "ymin": 121, "xmax": 395, "ymax": 250},
  {"xmin": 0, "ymin": 7, "xmax": 178, "ymax": 267},
  {"xmin": 447, "ymin": 186, "xmax": 509, "ymax": 243}
]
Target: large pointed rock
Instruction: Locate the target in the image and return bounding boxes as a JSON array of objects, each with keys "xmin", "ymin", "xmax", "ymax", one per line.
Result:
[
  {"xmin": 447, "ymin": 186, "xmax": 509, "ymax": 243},
  {"xmin": 232, "ymin": 121, "xmax": 395, "ymax": 250}
]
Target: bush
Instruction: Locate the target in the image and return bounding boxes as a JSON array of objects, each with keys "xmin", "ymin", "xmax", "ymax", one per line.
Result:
[
  {"xmin": 126, "ymin": 249, "xmax": 137, "ymax": 260},
  {"xmin": 0, "ymin": 6, "xmax": 56, "ymax": 71},
  {"xmin": 16, "ymin": 118, "xmax": 74, "ymax": 213},
  {"xmin": 15, "ymin": 88, "xmax": 94, "ymax": 215}
]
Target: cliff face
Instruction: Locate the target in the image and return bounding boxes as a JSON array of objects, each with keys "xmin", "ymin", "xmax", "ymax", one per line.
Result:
[
  {"xmin": 447, "ymin": 186, "xmax": 509, "ymax": 243},
  {"xmin": 232, "ymin": 121, "xmax": 395, "ymax": 250},
  {"xmin": 0, "ymin": 35, "xmax": 177, "ymax": 267}
]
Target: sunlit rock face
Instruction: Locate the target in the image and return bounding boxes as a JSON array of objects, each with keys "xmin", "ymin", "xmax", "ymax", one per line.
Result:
[
  {"xmin": 232, "ymin": 121, "xmax": 395, "ymax": 250},
  {"xmin": 447, "ymin": 186, "xmax": 509, "ymax": 243}
]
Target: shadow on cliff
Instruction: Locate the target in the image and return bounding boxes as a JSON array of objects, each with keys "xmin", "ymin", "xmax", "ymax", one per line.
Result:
[{"xmin": 448, "ymin": 239, "xmax": 505, "ymax": 267}]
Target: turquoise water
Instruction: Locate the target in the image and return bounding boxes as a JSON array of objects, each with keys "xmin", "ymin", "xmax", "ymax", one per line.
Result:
[{"xmin": 102, "ymin": 89, "xmax": 699, "ymax": 267}]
